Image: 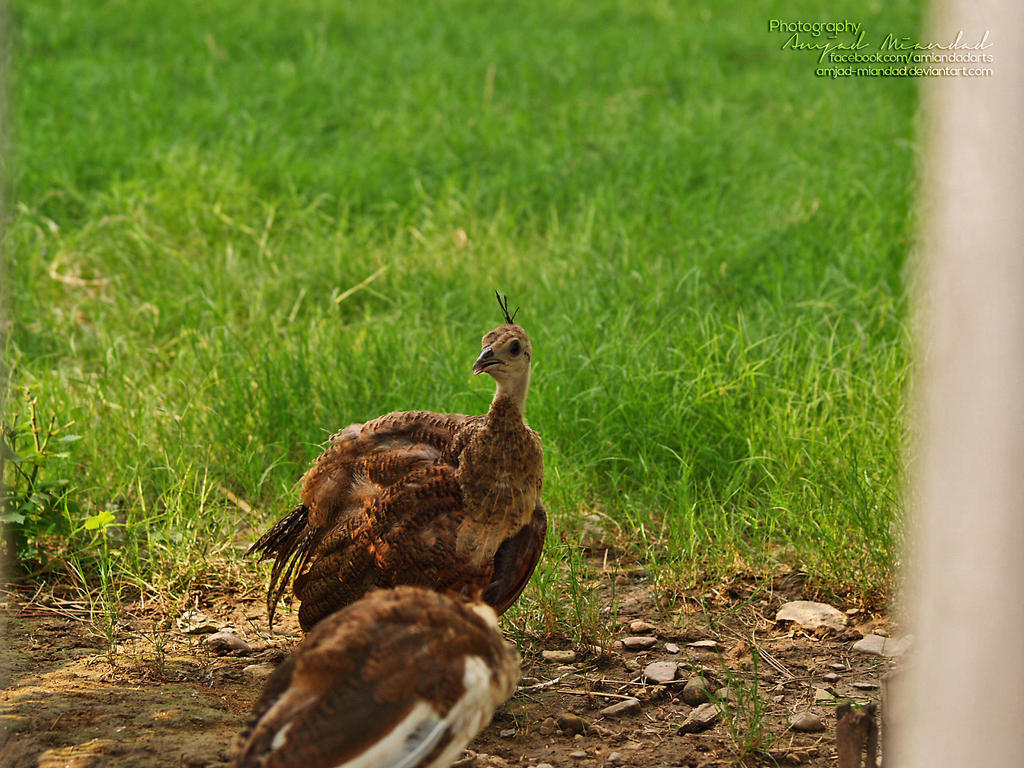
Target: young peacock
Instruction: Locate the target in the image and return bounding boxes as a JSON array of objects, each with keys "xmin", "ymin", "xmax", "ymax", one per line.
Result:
[
  {"xmin": 232, "ymin": 586, "xmax": 520, "ymax": 768},
  {"xmin": 249, "ymin": 293, "xmax": 546, "ymax": 632}
]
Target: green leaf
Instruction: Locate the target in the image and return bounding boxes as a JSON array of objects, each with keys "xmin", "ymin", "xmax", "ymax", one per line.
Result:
[
  {"xmin": 0, "ymin": 510, "xmax": 26, "ymax": 524},
  {"xmin": 84, "ymin": 509, "xmax": 116, "ymax": 530},
  {"xmin": 58, "ymin": 434, "xmax": 83, "ymax": 444}
]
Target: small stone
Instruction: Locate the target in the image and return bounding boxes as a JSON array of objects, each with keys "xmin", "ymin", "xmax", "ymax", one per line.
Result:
[
  {"xmin": 830, "ymin": 662, "xmax": 848, "ymax": 671},
  {"xmin": 853, "ymin": 633, "xmax": 910, "ymax": 657},
  {"xmin": 542, "ymin": 650, "xmax": 577, "ymax": 663},
  {"xmin": 884, "ymin": 635, "xmax": 912, "ymax": 657},
  {"xmin": 643, "ymin": 661, "xmax": 679, "ymax": 684},
  {"xmin": 852, "ymin": 634, "xmax": 885, "ymax": 655},
  {"xmin": 532, "ymin": 765, "xmax": 555, "ymax": 768},
  {"xmin": 813, "ymin": 687, "xmax": 835, "ymax": 702},
  {"xmin": 242, "ymin": 663, "xmax": 276, "ymax": 682},
  {"xmin": 179, "ymin": 751, "xmax": 212, "ymax": 768},
  {"xmin": 790, "ymin": 712, "xmax": 825, "ymax": 732},
  {"xmin": 556, "ymin": 712, "xmax": 587, "ymax": 735},
  {"xmin": 822, "ymin": 672, "xmax": 840, "ymax": 683},
  {"xmin": 775, "ymin": 601, "xmax": 847, "ymax": 633},
  {"xmin": 677, "ymin": 702, "xmax": 720, "ymax": 734},
  {"xmin": 538, "ymin": 717, "xmax": 556, "ymax": 736},
  {"xmin": 569, "ymin": 751, "xmax": 586, "ymax": 759},
  {"xmin": 628, "ymin": 620, "xmax": 656, "ymax": 634},
  {"xmin": 609, "ymin": 753, "xmax": 626, "ymax": 764},
  {"xmin": 852, "ymin": 681, "xmax": 878, "ymax": 690},
  {"xmin": 620, "ymin": 636, "xmax": 657, "ymax": 651},
  {"xmin": 687, "ymin": 639, "xmax": 718, "ymax": 649},
  {"xmin": 580, "ymin": 514, "xmax": 607, "ymax": 548},
  {"xmin": 681, "ymin": 678, "xmax": 710, "ymax": 706},
  {"xmin": 203, "ymin": 631, "xmax": 252, "ymax": 657},
  {"xmin": 499, "ymin": 728, "xmax": 516, "ymax": 738},
  {"xmin": 601, "ymin": 698, "xmax": 641, "ymax": 717},
  {"xmin": 177, "ymin": 610, "xmax": 221, "ymax": 635},
  {"xmin": 664, "ymin": 643, "xmax": 681, "ymax": 654}
]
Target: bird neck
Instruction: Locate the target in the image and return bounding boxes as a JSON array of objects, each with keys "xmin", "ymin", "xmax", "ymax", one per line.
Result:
[
  {"xmin": 487, "ymin": 390, "xmax": 527, "ymax": 430},
  {"xmin": 492, "ymin": 371, "xmax": 529, "ymax": 417}
]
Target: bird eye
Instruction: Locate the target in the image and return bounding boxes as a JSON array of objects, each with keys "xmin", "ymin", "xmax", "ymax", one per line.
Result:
[{"xmin": 510, "ymin": 340, "xmax": 521, "ymax": 356}]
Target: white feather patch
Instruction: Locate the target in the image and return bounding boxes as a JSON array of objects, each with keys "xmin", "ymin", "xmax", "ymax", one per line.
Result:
[
  {"xmin": 332, "ymin": 701, "xmax": 445, "ymax": 768},
  {"xmin": 329, "ymin": 656, "xmax": 501, "ymax": 768},
  {"xmin": 270, "ymin": 722, "xmax": 292, "ymax": 751},
  {"xmin": 420, "ymin": 656, "xmax": 501, "ymax": 768}
]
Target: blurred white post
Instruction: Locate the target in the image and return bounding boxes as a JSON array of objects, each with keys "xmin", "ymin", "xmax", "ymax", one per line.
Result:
[{"xmin": 893, "ymin": 1, "xmax": 1024, "ymax": 766}]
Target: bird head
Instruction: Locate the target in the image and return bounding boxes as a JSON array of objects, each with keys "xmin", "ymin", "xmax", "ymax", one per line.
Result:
[
  {"xmin": 473, "ymin": 293, "xmax": 533, "ymax": 410},
  {"xmin": 473, "ymin": 325, "xmax": 532, "ymax": 378}
]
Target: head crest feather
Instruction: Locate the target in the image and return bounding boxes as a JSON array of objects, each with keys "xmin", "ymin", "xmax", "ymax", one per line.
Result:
[{"xmin": 495, "ymin": 291, "xmax": 519, "ymax": 325}]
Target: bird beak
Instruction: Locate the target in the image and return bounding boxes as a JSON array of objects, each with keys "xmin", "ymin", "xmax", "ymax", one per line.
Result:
[{"xmin": 473, "ymin": 347, "xmax": 500, "ymax": 375}]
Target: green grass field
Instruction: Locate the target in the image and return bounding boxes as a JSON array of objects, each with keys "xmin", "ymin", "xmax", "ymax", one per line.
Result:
[{"xmin": 3, "ymin": 0, "xmax": 920, "ymax": 637}]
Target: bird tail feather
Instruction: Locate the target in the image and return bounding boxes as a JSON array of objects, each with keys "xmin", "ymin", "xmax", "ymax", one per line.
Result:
[{"xmin": 247, "ymin": 504, "xmax": 314, "ymax": 627}]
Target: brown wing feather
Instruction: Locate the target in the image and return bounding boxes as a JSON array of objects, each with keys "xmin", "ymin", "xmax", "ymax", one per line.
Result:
[
  {"xmin": 484, "ymin": 502, "xmax": 547, "ymax": 614},
  {"xmin": 292, "ymin": 463, "xmax": 491, "ymax": 632},
  {"xmin": 250, "ymin": 411, "xmax": 479, "ymax": 625},
  {"xmin": 232, "ymin": 588, "xmax": 519, "ymax": 768}
]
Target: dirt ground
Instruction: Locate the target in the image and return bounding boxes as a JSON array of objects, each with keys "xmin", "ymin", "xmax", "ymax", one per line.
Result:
[{"xmin": 0, "ymin": 564, "xmax": 896, "ymax": 768}]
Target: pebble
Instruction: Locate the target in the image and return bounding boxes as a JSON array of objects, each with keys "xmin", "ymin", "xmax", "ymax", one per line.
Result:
[
  {"xmin": 600, "ymin": 698, "xmax": 641, "ymax": 717},
  {"xmin": 580, "ymin": 514, "xmax": 607, "ymax": 548},
  {"xmin": 538, "ymin": 717, "xmax": 556, "ymax": 736},
  {"xmin": 854, "ymin": 633, "xmax": 912, "ymax": 657},
  {"xmin": 242, "ymin": 663, "xmax": 276, "ymax": 682},
  {"xmin": 830, "ymin": 662, "xmax": 848, "ymax": 671},
  {"xmin": 609, "ymin": 753, "xmax": 626, "ymax": 764},
  {"xmin": 628, "ymin": 620, "xmax": 656, "ymax": 634},
  {"xmin": 556, "ymin": 712, "xmax": 587, "ymax": 735},
  {"xmin": 790, "ymin": 712, "xmax": 825, "ymax": 732},
  {"xmin": 664, "ymin": 643, "xmax": 681, "ymax": 654},
  {"xmin": 852, "ymin": 681, "xmax": 879, "ymax": 690},
  {"xmin": 813, "ymin": 687, "xmax": 835, "ymax": 702},
  {"xmin": 531, "ymin": 765, "xmax": 555, "ymax": 768},
  {"xmin": 681, "ymin": 678, "xmax": 710, "ymax": 706},
  {"xmin": 620, "ymin": 636, "xmax": 657, "ymax": 651},
  {"xmin": 203, "ymin": 631, "xmax": 252, "ymax": 657},
  {"xmin": 775, "ymin": 600, "xmax": 848, "ymax": 632},
  {"xmin": 643, "ymin": 661, "xmax": 679, "ymax": 684},
  {"xmin": 179, "ymin": 751, "xmax": 213, "ymax": 768},
  {"xmin": 852, "ymin": 634, "xmax": 886, "ymax": 655},
  {"xmin": 569, "ymin": 751, "xmax": 587, "ymax": 759},
  {"xmin": 542, "ymin": 650, "xmax": 577, "ymax": 663},
  {"xmin": 822, "ymin": 672, "xmax": 840, "ymax": 683},
  {"xmin": 177, "ymin": 611, "xmax": 221, "ymax": 635},
  {"xmin": 687, "ymin": 639, "xmax": 718, "ymax": 649},
  {"xmin": 677, "ymin": 702, "xmax": 720, "ymax": 734},
  {"xmin": 499, "ymin": 728, "xmax": 516, "ymax": 738}
]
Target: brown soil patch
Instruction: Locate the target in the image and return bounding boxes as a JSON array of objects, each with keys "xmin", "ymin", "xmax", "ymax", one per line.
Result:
[{"xmin": 0, "ymin": 569, "xmax": 895, "ymax": 767}]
